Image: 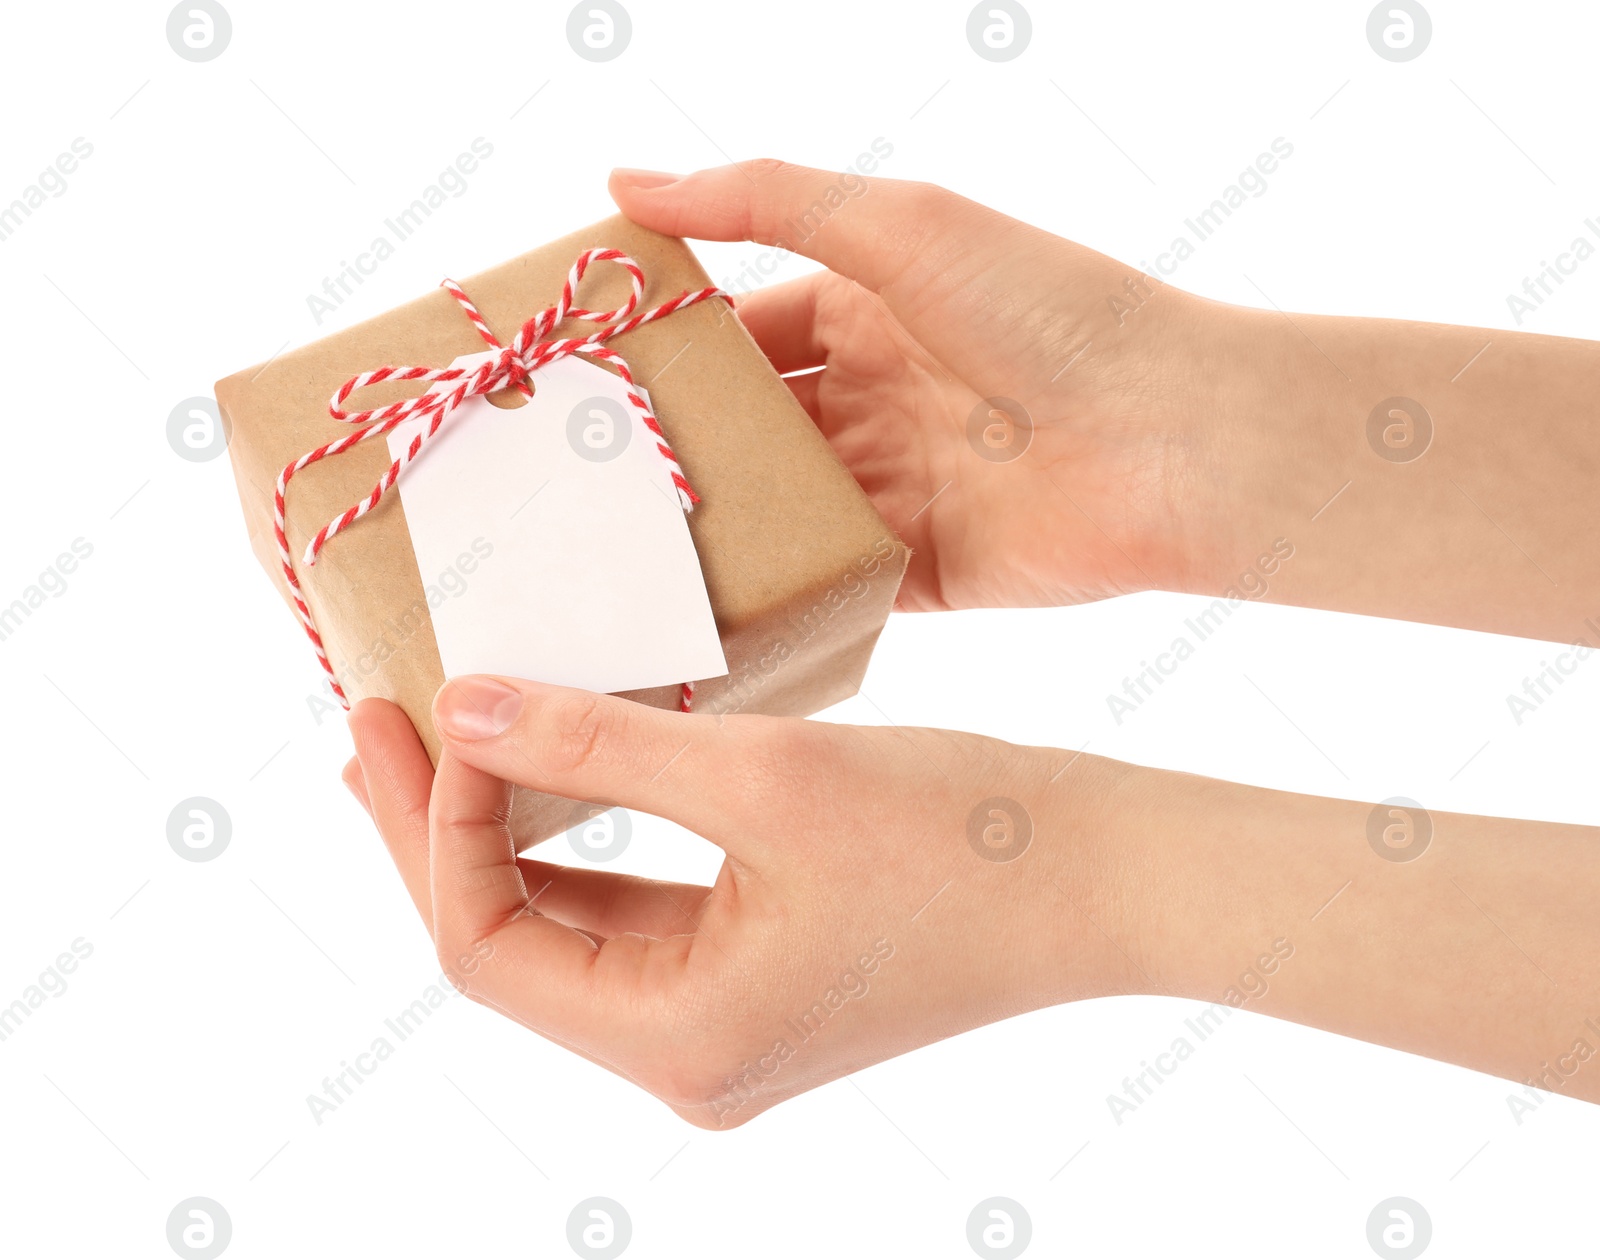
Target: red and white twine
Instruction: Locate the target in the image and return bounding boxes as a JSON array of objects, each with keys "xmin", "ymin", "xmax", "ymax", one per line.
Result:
[{"xmin": 273, "ymin": 249, "xmax": 728, "ymax": 714}]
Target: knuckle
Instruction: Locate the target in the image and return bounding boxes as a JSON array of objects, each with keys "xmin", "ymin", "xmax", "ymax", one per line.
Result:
[
  {"xmin": 644, "ymin": 1055, "xmax": 727, "ymax": 1110},
  {"xmin": 631, "ymin": 993, "xmax": 737, "ymax": 1107},
  {"xmin": 724, "ymin": 718, "xmax": 833, "ymax": 810},
  {"xmin": 675, "ymin": 1090, "xmax": 760, "ymax": 1131},
  {"xmin": 432, "ymin": 776, "xmax": 512, "ymax": 833},
  {"xmin": 433, "ymin": 935, "xmax": 477, "ymax": 996},
  {"xmin": 890, "ymin": 179, "xmax": 948, "ymax": 222},
  {"xmin": 541, "ymin": 692, "xmax": 613, "ymax": 777},
  {"xmin": 742, "ymin": 159, "xmax": 813, "ymax": 245},
  {"xmin": 646, "ymin": 1038, "xmax": 777, "ymax": 1127},
  {"xmin": 743, "ymin": 156, "xmax": 795, "ymax": 185},
  {"xmin": 675, "ymin": 1104, "xmax": 740, "ymax": 1132},
  {"xmin": 905, "ymin": 177, "xmax": 949, "ymax": 206},
  {"xmin": 635, "ymin": 983, "xmax": 783, "ymax": 1116}
]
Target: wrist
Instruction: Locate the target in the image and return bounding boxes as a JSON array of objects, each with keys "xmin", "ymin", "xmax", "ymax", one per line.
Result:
[
  {"xmin": 1028, "ymin": 752, "xmax": 1195, "ymax": 1006},
  {"xmin": 1154, "ymin": 298, "xmax": 1341, "ymax": 602},
  {"xmin": 1040, "ymin": 755, "xmax": 1295, "ymax": 1009}
]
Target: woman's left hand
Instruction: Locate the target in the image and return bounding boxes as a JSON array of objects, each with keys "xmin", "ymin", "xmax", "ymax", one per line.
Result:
[{"xmin": 344, "ymin": 676, "xmax": 1142, "ymax": 1128}]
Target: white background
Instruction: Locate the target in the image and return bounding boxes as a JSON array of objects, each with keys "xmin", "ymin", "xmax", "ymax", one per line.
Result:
[{"xmin": 2, "ymin": 1, "xmax": 1597, "ymax": 1256}]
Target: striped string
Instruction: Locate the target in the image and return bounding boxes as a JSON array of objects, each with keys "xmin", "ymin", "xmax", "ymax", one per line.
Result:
[{"xmin": 273, "ymin": 248, "xmax": 728, "ymax": 713}]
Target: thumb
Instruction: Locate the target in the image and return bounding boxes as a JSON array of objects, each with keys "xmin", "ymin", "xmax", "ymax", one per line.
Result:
[
  {"xmin": 609, "ymin": 160, "xmax": 1094, "ymax": 397},
  {"xmin": 609, "ymin": 159, "xmax": 1013, "ymax": 298},
  {"xmin": 432, "ymin": 676, "xmax": 784, "ymax": 851}
]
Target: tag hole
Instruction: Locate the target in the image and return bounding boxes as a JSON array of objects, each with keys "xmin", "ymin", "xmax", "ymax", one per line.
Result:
[{"xmin": 486, "ymin": 383, "xmax": 533, "ymax": 410}]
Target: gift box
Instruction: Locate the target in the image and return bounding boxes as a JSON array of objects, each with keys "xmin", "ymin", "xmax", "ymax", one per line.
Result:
[{"xmin": 215, "ymin": 213, "xmax": 908, "ymax": 845}]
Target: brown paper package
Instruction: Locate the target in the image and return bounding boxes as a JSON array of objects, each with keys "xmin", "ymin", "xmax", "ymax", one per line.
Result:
[{"xmin": 215, "ymin": 214, "xmax": 908, "ymax": 846}]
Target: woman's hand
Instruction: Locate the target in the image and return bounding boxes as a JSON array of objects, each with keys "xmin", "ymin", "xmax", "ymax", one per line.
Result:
[
  {"xmin": 613, "ymin": 160, "xmax": 1600, "ymax": 644},
  {"xmin": 349, "ymin": 677, "xmax": 1600, "ymax": 1119},
  {"xmin": 345, "ymin": 678, "xmax": 1146, "ymax": 1128},
  {"xmin": 610, "ymin": 161, "xmax": 1223, "ymax": 612}
]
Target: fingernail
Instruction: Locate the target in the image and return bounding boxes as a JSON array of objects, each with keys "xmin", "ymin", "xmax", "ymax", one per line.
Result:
[
  {"xmin": 611, "ymin": 168, "xmax": 683, "ymax": 190},
  {"xmin": 436, "ymin": 677, "xmax": 524, "ymax": 741}
]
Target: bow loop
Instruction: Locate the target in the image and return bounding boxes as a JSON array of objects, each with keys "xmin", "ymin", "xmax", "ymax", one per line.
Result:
[{"xmin": 271, "ymin": 249, "xmax": 729, "ymax": 710}]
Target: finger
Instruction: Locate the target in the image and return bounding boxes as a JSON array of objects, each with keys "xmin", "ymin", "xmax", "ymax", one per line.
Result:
[
  {"xmin": 431, "ymin": 676, "xmax": 790, "ymax": 852},
  {"xmin": 609, "ymin": 160, "xmax": 989, "ymax": 296},
  {"xmin": 428, "ymin": 749, "xmax": 532, "ymax": 946},
  {"xmin": 613, "ymin": 160, "xmax": 1105, "ymax": 406},
  {"xmin": 518, "ymin": 858, "xmax": 713, "ymax": 939},
  {"xmin": 428, "ymin": 748, "xmax": 680, "ymax": 1045},
  {"xmin": 341, "ymin": 756, "xmax": 371, "ymax": 814},
  {"xmin": 785, "ymin": 368, "xmax": 822, "ymax": 425},
  {"xmin": 735, "ymin": 272, "xmax": 828, "ymax": 374},
  {"xmin": 354, "ymin": 695, "xmax": 722, "ymax": 942},
  {"xmin": 348, "ymin": 698, "xmax": 436, "ymax": 926}
]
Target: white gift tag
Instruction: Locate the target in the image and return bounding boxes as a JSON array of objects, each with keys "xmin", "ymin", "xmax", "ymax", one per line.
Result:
[{"xmin": 385, "ymin": 352, "xmax": 727, "ymax": 693}]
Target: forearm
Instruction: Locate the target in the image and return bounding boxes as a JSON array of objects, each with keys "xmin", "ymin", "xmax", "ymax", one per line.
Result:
[
  {"xmin": 1094, "ymin": 757, "xmax": 1600, "ymax": 1101},
  {"xmin": 1177, "ymin": 300, "xmax": 1600, "ymax": 643}
]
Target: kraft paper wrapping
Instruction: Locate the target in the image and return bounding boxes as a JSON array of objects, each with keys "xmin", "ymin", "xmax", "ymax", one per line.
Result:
[{"xmin": 216, "ymin": 214, "xmax": 908, "ymax": 847}]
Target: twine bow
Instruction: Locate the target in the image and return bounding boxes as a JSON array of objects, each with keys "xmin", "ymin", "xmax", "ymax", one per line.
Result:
[{"xmin": 272, "ymin": 248, "xmax": 729, "ymax": 710}]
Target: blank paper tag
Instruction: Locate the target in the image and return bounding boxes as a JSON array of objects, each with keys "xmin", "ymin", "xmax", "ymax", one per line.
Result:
[{"xmin": 386, "ymin": 352, "xmax": 727, "ymax": 693}]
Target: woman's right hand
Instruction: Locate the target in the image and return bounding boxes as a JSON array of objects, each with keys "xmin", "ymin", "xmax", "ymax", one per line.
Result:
[
  {"xmin": 610, "ymin": 160, "xmax": 1229, "ymax": 613},
  {"xmin": 613, "ymin": 160, "xmax": 1600, "ymax": 645}
]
